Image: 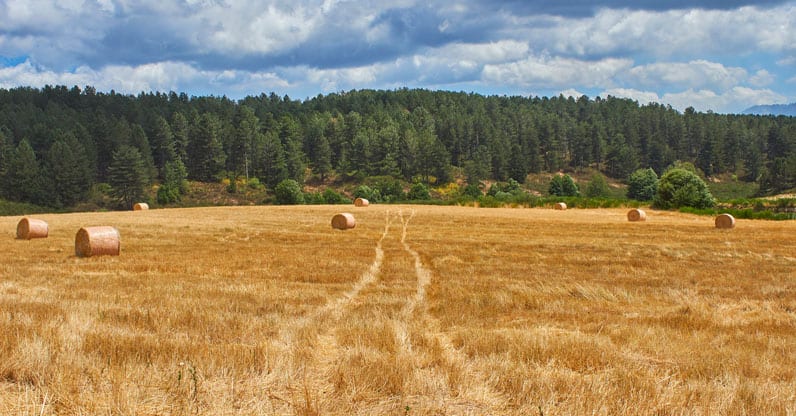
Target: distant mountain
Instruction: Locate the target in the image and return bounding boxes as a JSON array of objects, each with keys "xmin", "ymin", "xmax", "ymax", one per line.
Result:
[{"xmin": 742, "ymin": 103, "xmax": 796, "ymax": 116}]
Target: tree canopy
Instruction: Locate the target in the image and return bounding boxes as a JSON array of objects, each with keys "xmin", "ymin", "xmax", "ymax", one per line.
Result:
[{"xmin": 0, "ymin": 86, "xmax": 794, "ymax": 208}]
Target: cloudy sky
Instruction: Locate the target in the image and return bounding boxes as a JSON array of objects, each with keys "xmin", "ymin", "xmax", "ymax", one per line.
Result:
[{"xmin": 1, "ymin": 0, "xmax": 794, "ymax": 113}]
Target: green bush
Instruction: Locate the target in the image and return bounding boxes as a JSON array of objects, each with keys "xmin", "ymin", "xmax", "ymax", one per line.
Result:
[
  {"xmin": 353, "ymin": 185, "xmax": 382, "ymax": 203},
  {"xmin": 363, "ymin": 176, "xmax": 404, "ymax": 201},
  {"xmin": 462, "ymin": 184, "xmax": 482, "ymax": 199},
  {"xmin": 549, "ymin": 174, "xmax": 579, "ymax": 197},
  {"xmin": 322, "ymin": 188, "xmax": 349, "ymax": 204},
  {"xmin": 654, "ymin": 168, "xmax": 715, "ymax": 209},
  {"xmin": 247, "ymin": 177, "xmax": 265, "ymax": 190},
  {"xmin": 274, "ymin": 179, "xmax": 305, "ymax": 205},
  {"xmin": 627, "ymin": 168, "xmax": 658, "ymax": 201},
  {"xmin": 488, "ymin": 178, "xmax": 522, "ymax": 196},
  {"xmin": 303, "ymin": 192, "xmax": 325, "ymax": 204},
  {"xmin": 585, "ymin": 173, "xmax": 611, "ymax": 198},
  {"xmin": 157, "ymin": 185, "xmax": 180, "ymax": 204},
  {"xmin": 407, "ymin": 182, "xmax": 431, "ymax": 200}
]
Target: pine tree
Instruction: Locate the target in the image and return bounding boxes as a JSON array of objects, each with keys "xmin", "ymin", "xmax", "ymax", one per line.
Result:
[
  {"xmin": 3, "ymin": 139, "xmax": 47, "ymax": 204},
  {"xmin": 151, "ymin": 115, "xmax": 176, "ymax": 177},
  {"xmin": 46, "ymin": 133, "xmax": 93, "ymax": 207},
  {"xmin": 188, "ymin": 113, "xmax": 227, "ymax": 182},
  {"xmin": 258, "ymin": 130, "xmax": 288, "ymax": 188},
  {"xmin": 107, "ymin": 145, "xmax": 149, "ymax": 209}
]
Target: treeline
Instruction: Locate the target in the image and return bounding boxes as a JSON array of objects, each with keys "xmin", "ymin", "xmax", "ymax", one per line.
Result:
[{"xmin": 0, "ymin": 85, "xmax": 794, "ymax": 209}]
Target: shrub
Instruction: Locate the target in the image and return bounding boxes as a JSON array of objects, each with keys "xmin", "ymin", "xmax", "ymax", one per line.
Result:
[
  {"xmin": 407, "ymin": 182, "xmax": 431, "ymax": 200},
  {"xmin": 462, "ymin": 184, "xmax": 482, "ymax": 199},
  {"xmin": 549, "ymin": 174, "xmax": 579, "ymax": 197},
  {"xmin": 322, "ymin": 188, "xmax": 348, "ymax": 204},
  {"xmin": 247, "ymin": 177, "xmax": 264, "ymax": 190},
  {"xmin": 353, "ymin": 185, "xmax": 382, "ymax": 203},
  {"xmin": 585, "ymin": 173, "xmax": 611, "ymax": 198},
  {"xmin": 488, "ymin": 178, "xmax": 522, "ymax": 196},
  {"xmin": 627, "ymin": 168, "xmax": 658, "ymax": 201},
  {"xmin": 157, "ymin": 185, "xmax": 180, "ymax": 204},
  {"xmin": 274, "ymin": 179, "xmax": 305, "ymax": 204},
  {"xmin": 654, "ymin": 168, "xmax": 715, "ymax": 209}
]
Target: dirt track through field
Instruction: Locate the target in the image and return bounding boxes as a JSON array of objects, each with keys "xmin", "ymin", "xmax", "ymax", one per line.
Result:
[
  {"xmin": 266, "ymin": 210, "xmax": 393, "ymax": 412},
  {"xmin": 396, "ymin": 209, "xmax": 507, "ymax": 414},
  {"xmin": 264, "ymin": 209, "xmax": 508, "ymax": 413}
]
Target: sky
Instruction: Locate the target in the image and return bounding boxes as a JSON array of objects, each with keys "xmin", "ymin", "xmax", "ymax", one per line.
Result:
[{"xmin": 0, "ymin": 0, "xmax": 794, "ymax": 114}]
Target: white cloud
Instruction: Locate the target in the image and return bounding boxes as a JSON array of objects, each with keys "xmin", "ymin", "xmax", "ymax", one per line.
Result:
[
  {"xmin": 201, "ymin": 3, "xmax": 320, "ymax": 55},
  {"xmin": 0, "ymin": 60, "xmax": 290, "ymax": 96},
  {"xmin": 559, "ymin": 88, "xmax": 586, "ymax": 98},
  {"xmin": 534, "ymin": 5, "xmax": 796, "ymax": 59},
  {"xmin": 749, "ymin": 69, "xmax": 775, "ymax": 87},
  {"xmin": 482, "ymin": 55, "xmax": 633, "ymax": 88},
  {"xmin": 306, "ymin": 65, "xmax": 380, "ymax": 92},
  {"xmin": 661, "ymin": 87, "xmax": 787, "ymax": 113},
  {"xmin": 627, "ymin": 60, "xmax": 747, "ymax": 90},
  {"xmin": 440, "ymin": 40, "xmax": 530, "ymax": 64},
  {"xmin": 600, "ymin": 88, "xmax": 662, "ymax": 106}
]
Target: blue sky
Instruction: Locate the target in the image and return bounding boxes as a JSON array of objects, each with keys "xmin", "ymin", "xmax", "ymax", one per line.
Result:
[{"xmin": 1, "ymin": 0, "xmax": 794, "ymax": 113}]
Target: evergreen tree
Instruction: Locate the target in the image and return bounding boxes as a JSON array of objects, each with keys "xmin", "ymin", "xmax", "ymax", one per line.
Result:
[
  {"xmin": 313, "ymin": 134, "xmax": 333, "ymax": 181},
  {"xmin": 464, "ymin": 145, "xmax": 491, "ymax": 185},
  {"xmin": 171, "ymin": 112, "xmax": 190, "ymax": 166},
  {"xmin": 46, "ymin": 133, "xmax": 93, "ymax": 207},
  {"xmin": 231, "ymin": 106, "xmax": 259, "ymax": 180},
  {"xmin": 151, "ymin": 115, "xmax": 176, "ymax": 177},
  {"xmin": 278, "ymin": 115, "xmax": 306, "ymax": 183},
  {"xmin": 157, "ymin": 158, "xmax": 188, "ymax": 204},
  {"xmin": 188, "ymin": 113, "xmax": 227, "ymax": 181},
  {"xmin": 258, "ymin": 130, "xmax": 288, "ymax": 188},
  {"xmin": 2, "ymin": 139, "xmax": 47, "ymax": 204},
  {"xmin": 107, "ymin": 145, "xmax": 150, "ymax": 209},
  {"xmin": 130, "ymin": 123, "xmax": 157, "ymax": 182}
]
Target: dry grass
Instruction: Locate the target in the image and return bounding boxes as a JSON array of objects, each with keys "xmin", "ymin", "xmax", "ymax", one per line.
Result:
[{"xmin": 1, "ymin": 205, "xmax": 794, "ymax": 415}]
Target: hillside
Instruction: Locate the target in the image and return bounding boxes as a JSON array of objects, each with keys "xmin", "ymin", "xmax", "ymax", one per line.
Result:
[
  {"xmin": 1, "ymin": 86, "xmax": 796, "ymax": 213},
  {"xmin": 742, "ymin": 102, "xmax": 796, "ymax": 116}
]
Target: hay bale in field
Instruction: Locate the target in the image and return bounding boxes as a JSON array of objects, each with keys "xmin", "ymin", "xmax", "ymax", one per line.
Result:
[
  {"xmin": 715, "ymin": 213, "xmax": 736, "ymax": 229},
  {"xmin": 331, "ymin": 213, "xmax": 356, "ymax": 230},
  {"xmin": 627, "ymin": 208, "xmax": 647, "ymax": 222},
  {"xmin": 354, "ymin": 197, "xmax": 369, "ymax": 207},
  {"xmin": 133, "ymin": 202, "xmax": 149, "ymax": 211},
  {"xmin": 75, "ymin": 226, "xmax": 120, "ymax": 257},
  {"xmin": 554, "ymin": 202, "xmax": 567, "ymax": 210},
  {"xmin": 16, "ymin": 217, "xmax": 48, "ymax": 239}
]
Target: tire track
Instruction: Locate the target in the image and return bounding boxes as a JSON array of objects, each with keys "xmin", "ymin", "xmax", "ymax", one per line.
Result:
[
  {"xmin": 396, "ymin": 209, "xmax": 508, "ymax": 413},
  {"xmin": 266, "ymin": 210, "xmax": 394, "ymax": 411}
]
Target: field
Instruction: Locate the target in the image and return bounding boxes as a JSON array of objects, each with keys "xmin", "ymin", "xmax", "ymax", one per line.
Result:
[{"xmin": 1, "ymin": 205, "xmax": 795, "ymax": 415}]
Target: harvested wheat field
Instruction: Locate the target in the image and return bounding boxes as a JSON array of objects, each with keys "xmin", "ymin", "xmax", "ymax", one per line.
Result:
[{"xmin": 1, "ymin": 205, "xmax": 795, "ymax": 415}]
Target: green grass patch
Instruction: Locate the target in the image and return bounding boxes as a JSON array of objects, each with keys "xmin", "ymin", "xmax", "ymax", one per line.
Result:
[
  {"xmin": 708, "ymin": 180, "xmax": 759, "ymax": 200},
  {"xmin": 0, "ymin": 200, "xmax": 54, "ymax": 217}
]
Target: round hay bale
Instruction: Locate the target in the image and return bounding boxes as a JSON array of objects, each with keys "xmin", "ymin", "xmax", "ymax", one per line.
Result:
[
  {"xmin": 75, "ymin": 226, "xmax": 121, "ymax": 257},
  {"xmin": 627, "ymin": 208, "xmax": 647, "ymax": 222},
  {"xmin": 16, "ymin": 217, "xmax": 48, "ymax": 240},
  {"xmin": 554, "ymin": 202, "xmax": 567, "ymax": 210},
  {"xmin": 331, "ymin": 213, "xmax": 356, "ymax": 230},
  {"xmin": 354, "ymin": 197, "xmax": 369, "ymax": 207},
  {"xmin": 133, "ymin": 202, "xmax": 149, "ymax": 211},
  {"xmin": 715, "ymin": 213, "xmax": 736, "ymax": 229}
]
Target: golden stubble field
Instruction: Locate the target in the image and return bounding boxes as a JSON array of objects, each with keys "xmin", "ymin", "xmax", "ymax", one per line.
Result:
[{"xmin": 1, "ymin": 205, "xmax": 795, "ymax": 415}]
